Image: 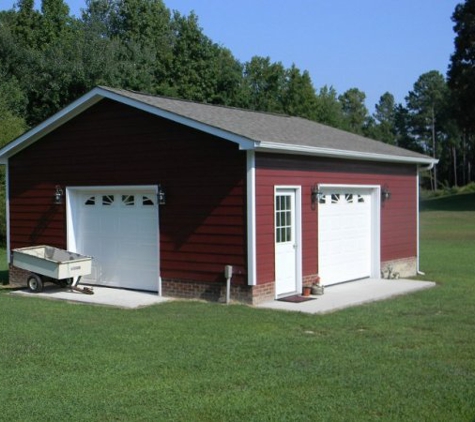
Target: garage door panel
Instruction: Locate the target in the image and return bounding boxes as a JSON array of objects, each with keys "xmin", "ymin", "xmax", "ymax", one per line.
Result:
[
  {"xmin": 318, "ymin": 189, "xmax": 373, "ymax": 286},
  {"xmin": 73, "ymin": 188, "xmax": 159, "ymax": 291}
]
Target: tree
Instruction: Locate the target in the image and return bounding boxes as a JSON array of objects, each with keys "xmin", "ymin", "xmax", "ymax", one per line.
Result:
[
  {"xmin": 39, "ymin": 0, "xmax": 72, "ymax": 46},
  {"xmin": 114, "ymin": 0, "xmax": 170, "ymax": 44},
  {"xmin": 281, "ymin": 65, "xmax": 318, "ymax": 120},
  {"xmin": 108, "ymin": 0, "xmax": 172, "ymax": 93},
  {"xmin": 206, "ymin": 45, "xmax": 244, "ymax": 106},
  {"xmin": 11, "ymin": 0, "xmax": 41, "ymax": 48},
  {"xmin": 167, "ymin": 11, "xmax": 225, "ymax": 101},
  {"xmin": 81, "ymin": 0, "xmax": 118, "ymax": 38},
  {"xmin": 0, "ymin": 75, "xmax": 27, "ymax": 246},
  {"xmin": 447, "ymin": 0, "xmax": 475, "ymax": 184},
  {"xmin": 0, "ymin": 102, "xmax": 26, "ymax": 148},
  {"xmin": 371, "ymin": 92, "xmax": 397, "ymax": 144},
  {"xmin": 406, "ymin": 71, "xmax": 448, "ymax": 189},
  {"xmin": 338, "ymin": 88, "xmax": 368, "ymax": 134},
  {"xmin": 314, "ymin": 85, "xmax": 345, "ymax": 128},
  {"xmin": 393, "ymin": 104, "xmax": 422, "ymax": 152},
  {"xmin": 242, "ymin": 56, "xmax": 286, "ymax": 113},
  {"xmin": 448, "ymin": 0, "xmax": 475, "ymax": 134}
]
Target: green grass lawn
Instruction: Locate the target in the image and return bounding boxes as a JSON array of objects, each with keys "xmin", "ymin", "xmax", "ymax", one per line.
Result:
[{"xmin": 0, "ymin": 194, "xmax": 474, "ymax": 421}]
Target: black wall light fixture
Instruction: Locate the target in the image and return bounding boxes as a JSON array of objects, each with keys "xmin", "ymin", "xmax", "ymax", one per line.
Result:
[
  {"xmin": 311, "ymin": 184, "xmax": 324, "ymax": 208},
  {"xmin": 158, "ymin": 185, "xmax": 166, "ymax": 205},
  {"xmin": 381, "ymin": 185, "xmax": 391, "ymax": 202},
  {"xmin": 54, "ymin": 185, "xmax": 64, "ymax": 205}
]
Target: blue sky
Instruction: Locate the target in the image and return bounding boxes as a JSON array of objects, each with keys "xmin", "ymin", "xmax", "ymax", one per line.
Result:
[{"xmin": 2, "ymin": 0, "xmax": 461, "ymax": 112}]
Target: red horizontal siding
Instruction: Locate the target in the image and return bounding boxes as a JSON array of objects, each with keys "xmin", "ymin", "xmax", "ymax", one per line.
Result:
[
  {"xmin": 9, "ymin": 99, "xmax": 248, "ymax": 285},
  {"xmin": 255, "ymin": 153, "xmax": 417, "ymax": 284}
]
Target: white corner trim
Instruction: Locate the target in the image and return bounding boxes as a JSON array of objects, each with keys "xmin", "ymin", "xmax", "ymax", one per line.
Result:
[
  {"xmin": 5, "ymin": 161, "xmax": 10, "ymax": 263},
  {"xmin": 246, "ymin": 151, "xmax": 257, "ymax": 285}
]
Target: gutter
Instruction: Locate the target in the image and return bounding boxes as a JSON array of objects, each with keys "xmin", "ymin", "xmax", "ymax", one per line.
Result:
[
  {"xmin": 418, "ymin": 161, "xmax": 437, "ymax": 171},
  {"xmin": 257, "ymin": 142, "xmax": 438, "ymax": 166}
]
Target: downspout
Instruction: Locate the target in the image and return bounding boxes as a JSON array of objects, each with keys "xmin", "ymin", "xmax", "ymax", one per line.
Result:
[
  {"xmin": 417, "ymin": 162, "xmax": 435, "ymax": 275},
  {"xmin": 246, "ymin": 151, "xmax": 257, "ymax": 286}
]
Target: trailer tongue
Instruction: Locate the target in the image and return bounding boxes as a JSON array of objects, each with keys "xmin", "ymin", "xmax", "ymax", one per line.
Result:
[{"xmin": 12, "ymin": 246, "xmax": 94, "ymax": 294}]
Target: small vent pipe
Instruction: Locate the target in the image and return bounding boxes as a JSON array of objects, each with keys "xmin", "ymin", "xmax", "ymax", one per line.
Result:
[{"xmin": 224, "ymin": 265, "xmax": 233, "ymax": 304}]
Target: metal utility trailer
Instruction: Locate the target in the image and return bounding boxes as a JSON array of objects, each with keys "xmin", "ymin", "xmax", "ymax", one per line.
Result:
[{"xmin": 12, "ymin": 245, "xmax": 94, "ymax": 294}]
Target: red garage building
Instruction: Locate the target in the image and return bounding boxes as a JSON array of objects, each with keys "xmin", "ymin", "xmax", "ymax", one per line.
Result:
[{"xmin": 0, "ymin": 87, "xmax": 437, "ymax": 303}]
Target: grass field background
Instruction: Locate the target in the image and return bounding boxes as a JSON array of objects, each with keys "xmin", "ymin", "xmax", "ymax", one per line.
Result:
[{"xmin": 0, "ymin": 193, "xmax": 474, "ymax": 421}]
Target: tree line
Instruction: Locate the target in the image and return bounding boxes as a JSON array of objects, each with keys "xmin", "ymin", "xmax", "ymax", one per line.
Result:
[{"xmin": 1, "ymin": 0, "xmax": 475, "ymax": 191}]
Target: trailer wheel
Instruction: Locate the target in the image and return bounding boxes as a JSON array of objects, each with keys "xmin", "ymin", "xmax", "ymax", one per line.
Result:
[{"xmin": 27, "ymin": 274, "xmax": 44, "ymax": 293}]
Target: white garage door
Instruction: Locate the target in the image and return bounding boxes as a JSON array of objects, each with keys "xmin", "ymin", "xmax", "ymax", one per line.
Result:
[
  {"xmin": 73, "ymin": 188, "xmax": 159, "ymax": 291},
  {"xmin": 318, "ymin": 188, "xmax": 373, "ymax": 286}
]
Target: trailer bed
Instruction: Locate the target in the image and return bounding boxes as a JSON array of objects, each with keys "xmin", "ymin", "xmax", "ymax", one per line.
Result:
[
  {"xmin": 12, "ymin": 246, "xmax": 93, "ymax": 293},
  {"xmin": 12, "ymin": 245, "xmax": 92, "ymax": 280}
]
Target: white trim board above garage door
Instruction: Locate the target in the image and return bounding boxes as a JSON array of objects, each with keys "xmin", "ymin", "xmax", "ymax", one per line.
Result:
[
  {"xmin": 66, "ymin": 186, "xmax": 160, "ymax": 293},
  {"xmin": 318, "ymin": 185, "xmax": 381, "ymax": 286}
]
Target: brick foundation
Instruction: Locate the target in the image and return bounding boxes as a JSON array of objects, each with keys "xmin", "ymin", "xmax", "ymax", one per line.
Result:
[
  {"xmin": 303, "ymin": 273, "xmax": 320, "ymax": 287},
  {"xmin": 161, "ymin": 278, "xmax": 275, "ymax": 305},
  {"xmin": 8, "ymin": 264, "xmax": 30, "ymax": 288},
  {"xmin": 246, "ymin": 281, "xmax": 275, "ymax": 304}
]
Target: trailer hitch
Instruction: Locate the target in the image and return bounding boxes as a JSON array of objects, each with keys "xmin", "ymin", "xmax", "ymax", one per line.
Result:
[{"xmin": 70, "ymin": 285, "xmax": 94, "ymax": 295}]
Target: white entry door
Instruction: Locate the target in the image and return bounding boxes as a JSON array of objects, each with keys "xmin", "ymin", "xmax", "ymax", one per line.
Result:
[
  {"xmin": 70, "ymin": 187, "xmax": 159, "ymax": 291},
  {"xmin": 275, "ymin": 189, "xmax": 300, "ymax": 297},
  {"xmin": 318, "ymin": 188, "xmax": 373, "ymax": 286}
]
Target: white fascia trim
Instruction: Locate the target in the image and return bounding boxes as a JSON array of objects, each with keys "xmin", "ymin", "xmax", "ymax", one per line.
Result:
[
  {"xmin": 257, "ymin": 142, "xmax": 439, "ymax": 166},
  {"xmin": 99, "ymin": 89, "xmax": 258, "ymax": 151},
  {"xmin": 0, "ymin": 87, "xmax": 258, "ymax": 162},
  {"xmin": 246, "ymin": 151, "xmax": 257, "ymax": 286},
  {"xmin": 0, "ymin": 89, "xmax": 104, "ymax": 162}
]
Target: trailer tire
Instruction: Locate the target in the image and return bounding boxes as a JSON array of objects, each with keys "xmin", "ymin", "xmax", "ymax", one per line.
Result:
[{"xmin": 27, "ymin": 274, "xmax": 44, "ymax": 293}]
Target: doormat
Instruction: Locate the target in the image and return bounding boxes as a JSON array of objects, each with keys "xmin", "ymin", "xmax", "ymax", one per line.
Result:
[{"xmin": 278, "ymin": 295, "xmax": 316, "ymax": 303}]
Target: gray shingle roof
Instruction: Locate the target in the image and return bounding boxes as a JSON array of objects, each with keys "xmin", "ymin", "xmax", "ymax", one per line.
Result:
[
  {"xmin": 0, "ymin": 86, "xmax": 437, "ymax": 166},
  {"xmin": 101, "ymin": 86, "xmax": 435, "ymax": 165}
]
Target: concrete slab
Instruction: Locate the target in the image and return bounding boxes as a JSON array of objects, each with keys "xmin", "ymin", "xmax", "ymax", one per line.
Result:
[
  {"xmin": 9, "ymin": 278, "xmax": 435, "ymax": 312},
  {"xmin": 11, "ymin": 285, "xmax": 170, "ymax": 309},
  {"xmin": 256, "ymin": 278, "xmax": 436, "ymax": 314}
]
